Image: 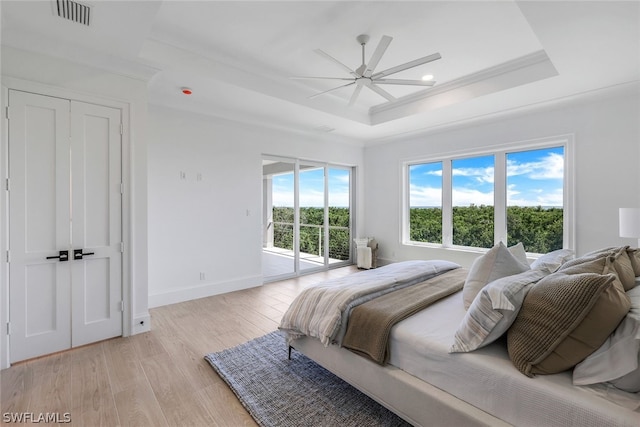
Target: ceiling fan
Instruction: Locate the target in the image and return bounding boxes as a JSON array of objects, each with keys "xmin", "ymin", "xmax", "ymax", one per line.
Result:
[{"xmin": 292, "ymin": 34, "xmax": 441, "ymax": 106}]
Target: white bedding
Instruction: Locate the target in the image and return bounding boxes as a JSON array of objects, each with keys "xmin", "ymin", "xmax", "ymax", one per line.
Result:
[{"xmin": 388, "ymin": 291, "xmax": 640, "ymax": 426}]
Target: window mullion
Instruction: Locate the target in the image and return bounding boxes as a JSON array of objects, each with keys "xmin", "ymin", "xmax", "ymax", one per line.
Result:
[
  {"xmin": 442, "ymin": 160, "xmax": 453, "ymax": 247},
  {"xmin": 494, "ymin": 152, "xmax": 507, "ymax": 245},
  {"xmin": 402, "ymin": 163, "xmax": 410, "ymax": 244}
]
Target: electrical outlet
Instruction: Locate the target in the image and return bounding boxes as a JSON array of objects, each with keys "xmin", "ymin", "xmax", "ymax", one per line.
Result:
[
  {"xmin": 133, "ymin": 315, "xmax": 151, "ymax": 334},
  {"xmin": 199, "ymin": 272, "xmax": 205, "ymax": 280}
]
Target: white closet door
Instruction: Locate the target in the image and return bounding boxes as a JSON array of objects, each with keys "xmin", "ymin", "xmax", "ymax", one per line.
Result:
[
  {"xmin": 8, "ymin": 91, "xmax": 72, "ymax": 362},
  {"xmin": 8, "ymin": 91, "xmax": 123, "ymax": 363},
  {"xmin": 70, "ymin": 101, "xmax": 122, "ymax": 346}
]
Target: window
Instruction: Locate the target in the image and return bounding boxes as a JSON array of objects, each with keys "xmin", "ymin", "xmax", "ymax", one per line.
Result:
[
  {"xmin": 506, "ymin": 147, "xmax": 565, "ymax": 253},
  {"xmin": 404, "ymin": 137, "xmax": 572, "ymax": 254},
  {"xmin": 452, "ymin": 155, "xmax": 495, "ymax": 248},
  {"xmin": 409, "ymin": 162, "xmax": 442, "ymax": 244}
]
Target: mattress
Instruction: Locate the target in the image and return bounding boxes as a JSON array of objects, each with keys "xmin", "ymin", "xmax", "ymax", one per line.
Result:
[{"xmin": 388, "ymin": 291, "xmax": 640, "ymax": 427}]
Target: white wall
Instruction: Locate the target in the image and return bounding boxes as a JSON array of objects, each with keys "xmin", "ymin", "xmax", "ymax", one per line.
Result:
[
  {"xmin": 363, "ymin": 84, "xmax": 640, "ymax": 267},
  {"xmin": 147, "ymin": 106, "xmax": 364, "ymax": 307},
  {"xmin": 0, "ymin": 47, "xmax": 150, "ymax": 368}
]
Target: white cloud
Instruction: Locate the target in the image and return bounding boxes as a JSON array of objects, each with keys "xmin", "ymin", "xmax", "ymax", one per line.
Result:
[
  {"xmin": 507, "ymin": 152, "xmax": 563, "ymax": 180},
  {"xmin": 410, "ymin": 184, "xmax": 442, "ymax": 207},
  {"xmin": 272, "ymin": 188, "xmax": 350, "ymax": 207},
  {"xmin": 332, "ymin": 174, "xmax": 351, "ymax": 184},
  {"xmin": 507, "ymin": 184, "xmax": 520, "ymax": 198},
  {"xmin": 508, "ymin": 188, "xmax": 563, "ymax": 207},
  {"xmin": 328, "ymin": 190, "xmax": 350, "ymax": 207},
  {"xmin": 452, "ymin": 166, "xmax": 494, "ymax": 184},
  {"xmin": 412, "ymin": 184, "xmax": 495, "ymax": 207},
  {"xmin": 452, "ymin": 187, "xmax": 494, "ymax": 206},
  {"xmin": 272, "ymin": 191, "xmax": 294, "ymax": 207}
]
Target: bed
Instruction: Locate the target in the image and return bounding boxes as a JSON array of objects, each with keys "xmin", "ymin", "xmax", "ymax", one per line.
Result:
[{"xmin": 279, "ymin": 245, "xmax": 640, "ymax": 426}]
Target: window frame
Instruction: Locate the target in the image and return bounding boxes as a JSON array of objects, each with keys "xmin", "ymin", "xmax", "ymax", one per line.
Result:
[{"xmin": 401, "ymin": 135, "xmax": 575, "ymax": 254}]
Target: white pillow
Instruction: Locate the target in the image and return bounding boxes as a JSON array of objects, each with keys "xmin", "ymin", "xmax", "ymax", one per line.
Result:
[
  {"xmin": 530, "ymin": 248, "xmax": 574, "ymax": 273},
  {"xmin": 573, "ymin": 285, "xmax": 640, "ymax": 391},
  {"xmin": 508, "ymin": 242, "xmax": 528, "ymax": 265},
  {"xmin": 462, "ymin": 242, "xmax": 531, "ymax": 309},
  {"xmin": 450, "ymin": 269, "xmax": 548, "ymax": 353}
]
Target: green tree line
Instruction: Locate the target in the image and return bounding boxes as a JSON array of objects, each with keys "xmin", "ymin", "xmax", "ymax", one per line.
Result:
[
  {"xmin": 272, "ymin": 205, "xmax": 563, "ymax": 259},
  {"xmin": 410, "ymin": 205, "xmax": 563, "ymax": 253}
]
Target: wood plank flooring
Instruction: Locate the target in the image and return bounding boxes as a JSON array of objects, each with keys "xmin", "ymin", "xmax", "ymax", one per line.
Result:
[{"xmin": 0, "ymin": 266, "xmax": 357, "ymax": 426}]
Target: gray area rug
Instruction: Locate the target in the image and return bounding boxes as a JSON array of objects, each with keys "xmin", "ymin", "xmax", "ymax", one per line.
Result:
[{"xmin": 204, "ymin": 331, "xmax": 412, "ymax": 427}]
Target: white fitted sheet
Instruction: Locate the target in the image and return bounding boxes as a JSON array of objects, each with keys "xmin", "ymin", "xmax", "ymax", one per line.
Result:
[{"xmin": 388, "ymin": 291, "xmax": 640, "ymax": 427}]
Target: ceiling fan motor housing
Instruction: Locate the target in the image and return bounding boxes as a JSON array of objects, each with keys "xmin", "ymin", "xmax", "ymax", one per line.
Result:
[{"xmin": 356, "ymin": 34, "xmax": 370, "ymax": 45}]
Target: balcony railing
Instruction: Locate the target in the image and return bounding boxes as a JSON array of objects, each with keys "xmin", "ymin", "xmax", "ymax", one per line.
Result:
[{"xmin": 271, "ymin": 221, "xmax": 351, "ymax": 261}]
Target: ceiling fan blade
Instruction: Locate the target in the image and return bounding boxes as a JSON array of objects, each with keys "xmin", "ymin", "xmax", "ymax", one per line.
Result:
[
  {"xmin": 314, "ymin": 49, "xmax": 358, "ymax": 77},
  {"xmin": 348, "ymin": 85, "xmax": 363, "ymax": 106},
  {"xmin": 308, "ymin": 81, "xmax": 356, "ymax": 99},
  {"xmin": 374, "ymin": 78, "xmax": 436, "ymax": 86},
  {"xmin": 364, "ymin": 35, "xmax": 392, "ymax": 77},
  {"xmin": 371, "ymin": 52, "xmax": 442, "ymax": 79},
  {"xmin": 367, "ymin": 83, "xmax": 396, "ymax": 102},
  {"xmin": 290, "ymin": 76, "xmax": 354, "ymax": 81}
]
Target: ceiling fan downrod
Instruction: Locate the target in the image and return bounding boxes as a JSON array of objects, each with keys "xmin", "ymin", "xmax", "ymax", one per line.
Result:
[{"xmin": 356, "ymin": 34, "xmax": 370, "ymax": 77}]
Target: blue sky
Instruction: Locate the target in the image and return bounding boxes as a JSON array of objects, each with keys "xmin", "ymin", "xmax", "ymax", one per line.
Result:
[
  {"xmin": 271, "ymin": 148, "xmax": 563, "ymax": 209},
  {"xmin": 410, "ymin": 147, "xmax": 564, "ymax": 207},
  {"xmin": 272, "ymin": 168, "xmax": 350, "ymax": 207}
]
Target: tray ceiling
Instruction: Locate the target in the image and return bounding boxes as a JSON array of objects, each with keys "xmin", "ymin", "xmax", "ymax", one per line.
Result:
[{"xmin": 1, "ymin": 1, "xmax": 638, "ymax": 143}]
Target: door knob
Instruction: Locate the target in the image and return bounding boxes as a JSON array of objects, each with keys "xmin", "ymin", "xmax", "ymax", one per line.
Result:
[
  {"xmin": 46, "ymin": 250, "xmax": 69, "ymax": 262},
  {"xmin": 73, "ymin": 249, "xmax": 95, "ymax": 260}
]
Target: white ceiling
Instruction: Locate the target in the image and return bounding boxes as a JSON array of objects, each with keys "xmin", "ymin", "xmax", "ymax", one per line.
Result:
[{"xmin": 2, "ymin": 1, "xmax": 638, "ymax": 144}]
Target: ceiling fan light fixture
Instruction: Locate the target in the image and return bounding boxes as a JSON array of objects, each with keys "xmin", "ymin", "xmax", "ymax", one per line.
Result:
[{"xmin": 294, "ymin": 35, "xmax": 442, "ymax": 106}]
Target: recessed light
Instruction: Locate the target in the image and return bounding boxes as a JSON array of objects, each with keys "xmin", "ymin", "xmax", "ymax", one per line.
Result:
[{"xmin": 421, "ymin": 74, "xmax": 434, "ymax": 81}]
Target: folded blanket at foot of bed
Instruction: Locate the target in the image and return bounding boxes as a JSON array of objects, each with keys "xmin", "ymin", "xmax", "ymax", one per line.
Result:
[
  {"xmin": 342, "ymin": 268, "xmax": 468, "ymax": 364},
  {"xmin": 278, "ymin": 260, "xmax": 461, "ymax": 346}
]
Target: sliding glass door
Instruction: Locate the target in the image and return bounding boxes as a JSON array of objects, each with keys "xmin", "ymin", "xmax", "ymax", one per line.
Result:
[
  {"xmin": 262, "ymin": 156, "xmax": 353, "ymax": 281},
  {"xmin": 262, "ymin": 158, "xmax": 296, "ymax": 278}
]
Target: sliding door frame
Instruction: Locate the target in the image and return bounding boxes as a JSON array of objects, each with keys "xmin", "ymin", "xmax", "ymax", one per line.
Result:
[{"xmin": 262, "ymin": 155, "xmax": 354, "ymax": 282}]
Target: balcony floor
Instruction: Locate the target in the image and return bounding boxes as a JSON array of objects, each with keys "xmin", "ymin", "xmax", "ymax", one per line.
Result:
[{"xmin": 263, "ymin": 247, "xmax": 345, "ymax": 279}]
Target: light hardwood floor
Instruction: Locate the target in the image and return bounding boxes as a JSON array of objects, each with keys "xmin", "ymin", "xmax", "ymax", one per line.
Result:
[{"xmin": 1, "ymin": 266, "xmax": 358, "ymax": 426}]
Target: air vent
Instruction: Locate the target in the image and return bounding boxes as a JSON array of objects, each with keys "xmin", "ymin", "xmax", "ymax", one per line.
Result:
[{"xmin": 55, "ymin": 0, "xmax": 91, "ymax": 26}]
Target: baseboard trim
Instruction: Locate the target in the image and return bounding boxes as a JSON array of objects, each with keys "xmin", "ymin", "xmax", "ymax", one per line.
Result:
[{"xmin": 148, "ymin": 274, "xmax": 262, "ymax": 308}]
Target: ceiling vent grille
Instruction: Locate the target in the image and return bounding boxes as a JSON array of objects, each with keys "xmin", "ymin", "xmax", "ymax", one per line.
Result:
[{"xmin": 55, "ymin": 0, "xmax": 91, "ymax": 26}]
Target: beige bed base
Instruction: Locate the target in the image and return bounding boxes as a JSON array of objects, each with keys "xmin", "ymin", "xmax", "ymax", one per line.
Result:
[{"xmin": 291, "ymin": 336, "xmax": 512, "ymax": 427}]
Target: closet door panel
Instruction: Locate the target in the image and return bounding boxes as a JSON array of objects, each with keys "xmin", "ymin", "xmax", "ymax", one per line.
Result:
[
  {"xmin": 8, "ymin": 90, "xmax": 72, "ymax": 362},
  {"xmin": 70, "ymin": 101, "xmax": 122, "ymax": 347}
]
